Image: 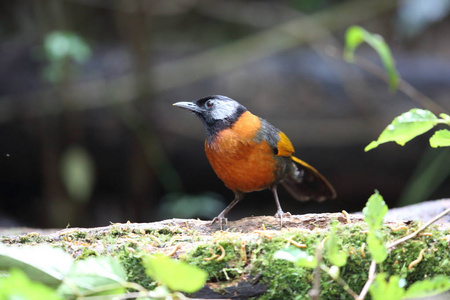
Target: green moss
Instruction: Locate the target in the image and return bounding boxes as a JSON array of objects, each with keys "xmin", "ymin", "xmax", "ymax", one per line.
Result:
[
  {"xmin": 76, "ymin": 248, "xmax": 98, "ymax": 260},
  {"xmin": 180, "ymin": 223, "xmax": 449, "ymax": 299},
  {"xmin": 17, "ymin": 233, "xmax": 46, "ymax": 244},
  {"xmin": 109, "ymin": 225, "xmax": 131, "ymax": 237},
  {"xmin": 252, "ymin": 233, "xmax": 322, "ymax": 299},
  {"xmin": 185, "ymin": 240, "xmax": 248, "ymax": 282},
  {"xmin": 156, "ymin": 228, "xmax": 181, "ymax": 236},
  {"xmin": 19, "ymin": 236, "xmax": 31, "ymax": 243},
  {"xmin": 72, "ymin": 231, "xmax": 87, "ymax": 239},
  {"xmin": 2, "ymin": 219, "xmax": 448, "ymax": 299},
  {"xmin": 384, "ymin": 232, "xmax": 449, "ymax": 285},
  {"xmin": 116, "ymin": 245, "xmax": 154, "ymax": 289}
]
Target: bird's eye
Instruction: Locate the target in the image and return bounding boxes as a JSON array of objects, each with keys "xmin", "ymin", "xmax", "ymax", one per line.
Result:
[{"xmin": 205, "ymin": 100, "xmax": 214, "ymax": 108}]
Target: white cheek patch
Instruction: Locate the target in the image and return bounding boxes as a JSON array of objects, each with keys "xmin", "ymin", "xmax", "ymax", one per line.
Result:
[{"xmin": 210, "ymin": 101, "xmax": 239, "ymax": 120}]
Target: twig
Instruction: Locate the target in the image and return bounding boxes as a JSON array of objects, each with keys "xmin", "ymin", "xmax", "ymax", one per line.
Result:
[
  {"xmin": 387, "ymin": 207, "xmax": 450, "ymax": 250},
  {"xmin": 325, "ymin": 45, "xmax": 448, "ymax": 114},
  {"xmin": 355, "ymin": 207, "xmax": 450, "ymax": 299},
  {"xmin": 354, "ymin": 55, "xmax": 447, "ymax": 114},
  {"xmin": 309, "ymin": 244, "xmax": 324, "ymax": 300},
  {"xmin": 357, "ymin": 260, "xmax": 376, "ymax": 300},
  {"xmin": 321, "ymin": 265, "xmax": 359, "ymax": 299}
]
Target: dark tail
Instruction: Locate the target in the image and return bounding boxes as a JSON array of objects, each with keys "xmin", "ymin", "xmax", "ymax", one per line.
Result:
[{"xmin": 281, "ymin": 156, "xmax": 336, "ymax": 202}]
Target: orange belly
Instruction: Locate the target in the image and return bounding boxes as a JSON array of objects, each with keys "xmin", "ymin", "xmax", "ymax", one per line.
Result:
[
  {"xmin": 204, "ymin": 111, "xmax": 278, "ymax": 193},
  {"xmin": 205, "ymin": 139, "xmax": 277, "ymax": 193}
]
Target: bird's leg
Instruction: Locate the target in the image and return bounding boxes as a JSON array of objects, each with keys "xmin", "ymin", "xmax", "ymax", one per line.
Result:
[
  {"xmin": 272, "ymin": 186, "xmax": 291, "ymax": 227},
  {"xmin": 211, "ymin": 192, "xmax": 244, "ymax": 230}
]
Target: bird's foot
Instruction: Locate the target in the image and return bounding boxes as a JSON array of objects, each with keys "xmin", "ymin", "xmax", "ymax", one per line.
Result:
[
  {"xmin": 211, "ymin": 215, "xmax": 227, "ymax": 230},
  {"xmin": 274, "ymin": 210, "xmax": 291, "ymax": 228}
]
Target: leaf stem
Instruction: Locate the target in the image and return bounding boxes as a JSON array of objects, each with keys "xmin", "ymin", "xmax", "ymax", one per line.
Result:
[
  {"xmin": 437, "ymin": 119, "xmax": 450, "ymax": 126},
  {"xmin": 387, "ymin": 207, "xmax": 450, "ymax": 250},
  {"xmin": 309, "ymin": 244, "xmax": 324, "ymax": 300},
  {"xmin": 357, "ymin": 260, "xmax": 377, "ymax": 300}
]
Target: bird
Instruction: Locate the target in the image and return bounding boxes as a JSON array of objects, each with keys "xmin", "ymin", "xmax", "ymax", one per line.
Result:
[{"xmin": 173, "ymin": 95, "xmax": 336, "ymax": 229}]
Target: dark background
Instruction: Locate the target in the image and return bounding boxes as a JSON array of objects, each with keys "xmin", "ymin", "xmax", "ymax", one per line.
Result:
[{"xmin": 1, "ymin": 0, "xmax": 449, "ymax": 228}]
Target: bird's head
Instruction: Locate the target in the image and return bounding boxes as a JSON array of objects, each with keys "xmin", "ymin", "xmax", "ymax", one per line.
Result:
[{"xmin": 173, "ymin": 95, "xmax": 247, "ymax": 139}]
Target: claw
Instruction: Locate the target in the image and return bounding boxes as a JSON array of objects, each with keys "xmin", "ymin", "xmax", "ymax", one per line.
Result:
[
  {"xmin": 211, "ymin": 215, "xmax": 227, "ymax": 230},
  {"xmin": 271, "ymin": 186, "xmax": 291, "ymax": 228},
  {"xmin": 210, "ymin": 192, "xmax": 243, "ymax": 230},
  {"xmin": 274, "ymin": 210, "xmax": 291, "ymax": 228}
]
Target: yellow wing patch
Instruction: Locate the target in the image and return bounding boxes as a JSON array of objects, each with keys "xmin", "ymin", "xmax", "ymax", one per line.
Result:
[
  {"xmin": 276, "ymin": 131, "xmax": 295, "ymax": 157},
  {"xmin": 291, "ymin": 156, "xmax": 317, "ymax": 172}
]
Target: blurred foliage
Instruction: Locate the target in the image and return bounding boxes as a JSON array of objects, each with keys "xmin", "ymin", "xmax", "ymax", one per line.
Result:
[
  {"xmin": 159, "ymin": 193, "xmax": 225, "ymax": 219},
  {"xmin": 344, "ymin": 25, "xmax": 399, "ymax": 91},
  {"xmin": 44, "ymin": 31, "xmax": 91, "ymax": 64},
  {"xmin": 0, "ymin": 0, "xmax": 449, "ymax": 228},
  {"xmin": 399, "ymin": 148, "xmax": 450, "ymax": 206},
  {"xmin": 58, "ymin": 256, "xmax": 127, "ymax": 297},
  {"xmin": 42, "ymin": 31, "xmax": 91, "ymax": 82},
  {"xmin": 273, "ymin": 247, "xmax": 317, "ymax": 268},
  {"xmin": 60, "ymin": 145, "xmax": 95, "ymax": 204},
  {"xmin": 325, "ymin": 221, "xmax": 348, "ymax": 267},
  {"xmin": 0, "ymin": 245, "xmax": 72, "ymax": 287},
  {"xmin": 0, "ymin": 244, "xmax": 207, "ymax": 299},
  {"xmin": 0, "ymin": 268, "xmax": 62, "ymax": 300},
  {"xmin": 143, "ymin": 254, "xmax": 207, "ymax": 293},
  {"xmin": 369, "ymin": 274, "xmax": 407, "ymax": 300}
]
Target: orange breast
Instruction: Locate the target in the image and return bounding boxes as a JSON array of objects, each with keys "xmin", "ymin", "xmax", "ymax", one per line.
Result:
[{"xmin": 204, "ymin": 111, "xmax": 278, "ymax": 193}]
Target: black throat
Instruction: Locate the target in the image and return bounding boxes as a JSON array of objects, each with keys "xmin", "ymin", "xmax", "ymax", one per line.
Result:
[{"xmin": 201, "ymin": 106, "xmax": 247, "ymax": 144}]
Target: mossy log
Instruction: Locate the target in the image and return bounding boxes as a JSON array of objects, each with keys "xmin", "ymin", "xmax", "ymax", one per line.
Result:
[{"xmin": 1, "ymin": 209, "xmax": 449, "ymax": 299}]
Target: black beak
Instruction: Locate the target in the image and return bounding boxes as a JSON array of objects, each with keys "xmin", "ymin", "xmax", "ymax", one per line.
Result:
[{"xmin": 173, "ymin": 101, "xmax": 203, "ymax": 113}]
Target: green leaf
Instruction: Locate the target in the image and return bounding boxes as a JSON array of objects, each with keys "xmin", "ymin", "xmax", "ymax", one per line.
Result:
[
  {"xmin": 365, "ymin": 141, "xmax": 379, "ymax": 152},
  {"xmin": 328, "ymin": 265, "xmax": 340, "ymax": 280},
  {"xmin": 44, "ymin": 31, "xmax": 91, "ymax": 63},
  {"xmin": 148, "ymin": 285, "xmax": 172, "ymax": 299},
  {"xmin": 363, "ymin": 191, "xmax": 388, "ymax": 231},
  {"xmin": 343, "ymin": 26, "xmax": 364, "ymax": 62},
  {"xmin": 59, "ymin": 257, "xmax": 127, "ymax": 297},
  {"xmin": 440, "ymin": 113, "xmax": 450, "ymax": 121},
  {"xmin": 365, "ymin": 109, "xmax": 438, "ymax": 151},
  {"xmin": 43, "ymin": 31, "xmax": 91, "ymax": 82},
  {"xmin": 363, "ymin": 191, "xmax": 388, "ymax": 263},
  {"xmin": 367, "ymin": 232, "xmax": 388, "ymax": 263},
  {"xmin": 274, "ymin": 247, "xmax": 317, "ymax": 268},
  {"xmin": 0, "ymin": 245, "xmax": 73, "ymax": 287},
  {"xmin": 61, "ymin": 145, "xmax": 95, "ymax": 203},
  {"xmin": 430, "ymin": 129, "xmax": 450, "ymax": 148},
  {"xmin": 0, "ymin": 268, "xmax": 63, "ymax": 300},
  {"xmin": 143, "ymin": 254, "xmax": 207, "ymax": 293},
  {"xmin": 404, "ymin": 275, "xmax": 450, "ymax": 299},
  {"xmin": 325, "ymin": 222, "xmax": 348, "ymax": 267},
  {"xmin": 370, "ymin": 274, "xmax": 405, "ymax": 300},
  {"xmin": 344, "ymin": 25, "xmax": 399, "ymax": 90}
]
